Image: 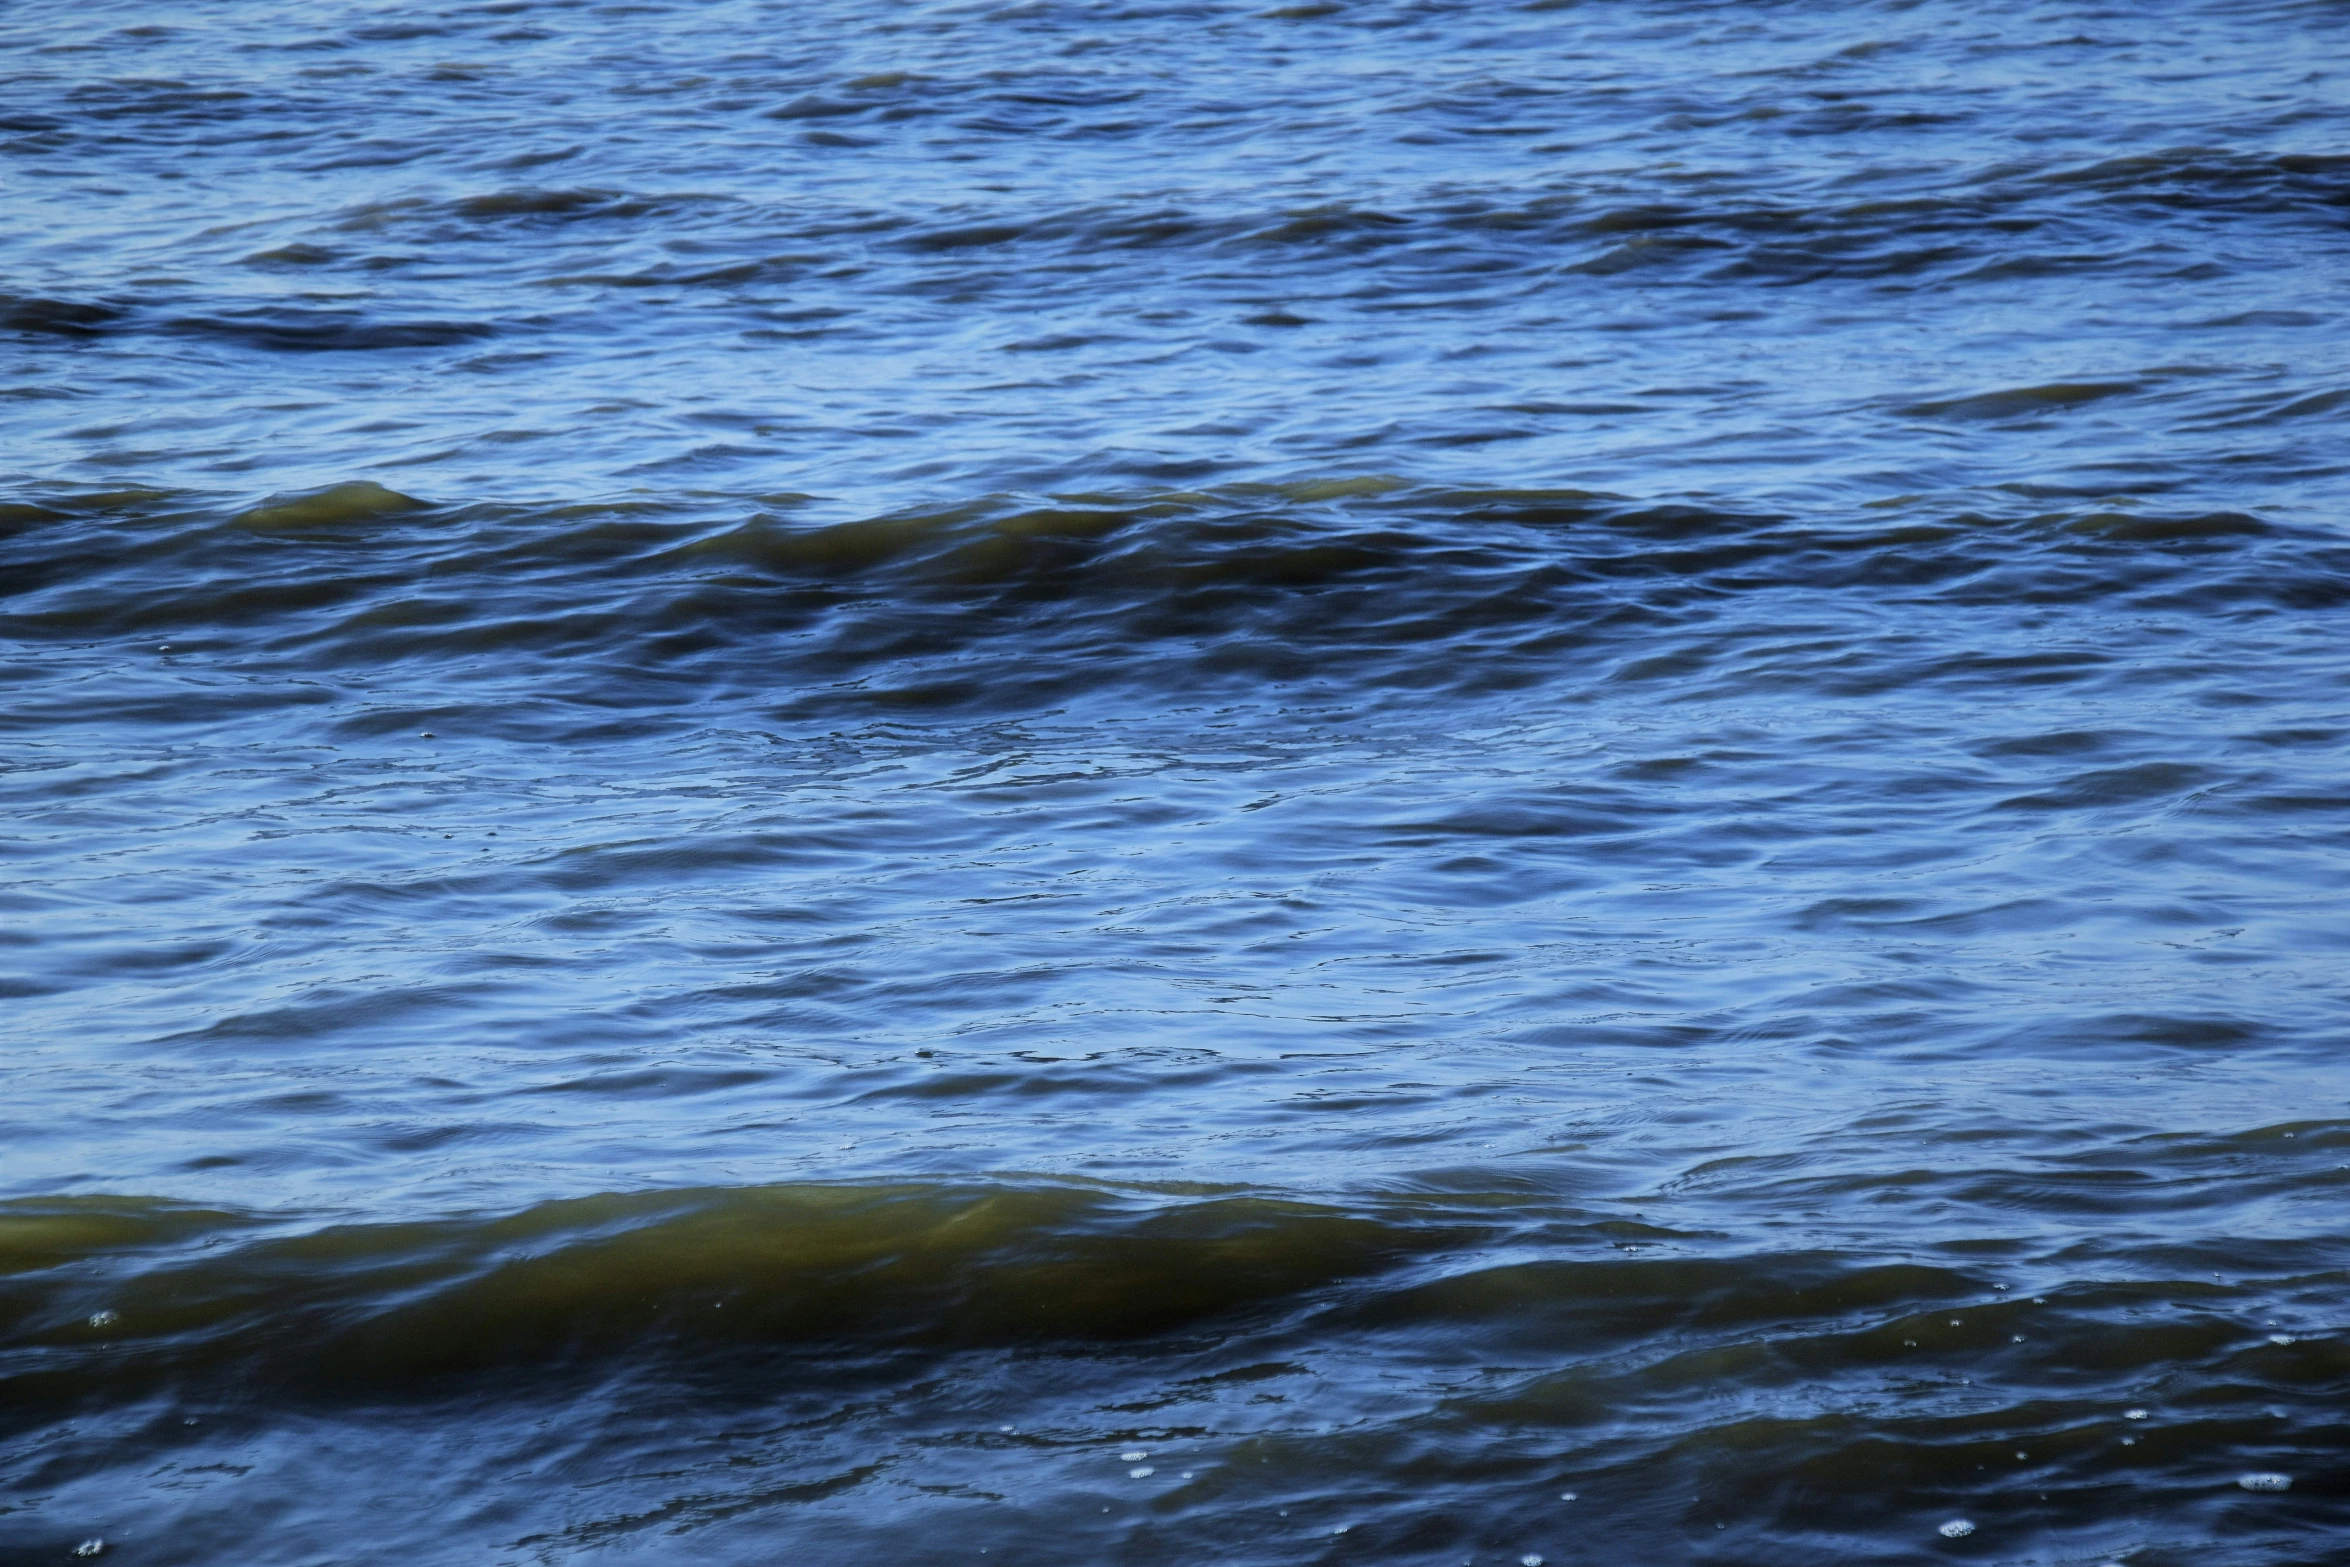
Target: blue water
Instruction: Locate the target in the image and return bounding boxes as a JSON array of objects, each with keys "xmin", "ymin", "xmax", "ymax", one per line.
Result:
[{"xmin": 4, "ymin": 1, "xmax": 2348, "ymax": 1562}]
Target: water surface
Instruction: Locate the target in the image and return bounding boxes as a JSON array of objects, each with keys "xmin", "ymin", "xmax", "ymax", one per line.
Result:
[{"xmin": 4, "ymin": 0, "xmax": 2349, "ymax": 1561}]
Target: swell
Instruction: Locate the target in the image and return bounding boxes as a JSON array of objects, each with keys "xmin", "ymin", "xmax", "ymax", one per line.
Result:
[
  {"xmin": 0, "ymin": 1183, "xmax": 1461, "ymax": 1407},
  {"xmin": 1, "ymin": 480, "xmax": 2338, "ymax": 723},
  {"xmin": 9, "ymin": 1179, "xmax": 2345, "ymax": 1467}
]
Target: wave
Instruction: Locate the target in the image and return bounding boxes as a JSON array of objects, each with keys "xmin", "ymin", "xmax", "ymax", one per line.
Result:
[
  {"xmin": 0, "ymin": 475, "xmax": 2335, "ymax": 743},
  {"xmin": 0, "ymin": 479, "xmax": 2336, "ymax": 713},
  {"xmin": 9, "ymin": 1175, "xmax": 2344, "ymax": 1437},
  {"xmin": 0, "ymin": 1183, "xmax": 1464, "ymax": 1404}
]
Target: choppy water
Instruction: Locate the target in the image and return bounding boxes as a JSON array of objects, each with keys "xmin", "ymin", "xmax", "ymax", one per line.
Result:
[{"xmin": 5, "ymin": 0, "xmax": 2350, "ymax": 1562}]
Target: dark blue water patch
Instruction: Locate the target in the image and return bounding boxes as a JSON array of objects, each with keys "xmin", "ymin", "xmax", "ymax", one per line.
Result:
[
  {"xmin": 162, "ymin": 311, "xmax": 501, "ymax": 352},
  {"xmin": 1, "ymin": 295, "xmax": 126, "ymax": 339}
]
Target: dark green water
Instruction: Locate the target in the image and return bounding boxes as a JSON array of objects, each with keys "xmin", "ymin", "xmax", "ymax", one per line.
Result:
[{"xmin": 4, "ymin": 0, "xmax": 2348, "ymax": 1562}]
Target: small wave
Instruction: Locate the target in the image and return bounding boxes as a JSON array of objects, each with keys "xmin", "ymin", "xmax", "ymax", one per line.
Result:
[
  {"xmin": 329, "ymin": 186, "xmax": 739, "ymax": 237},
  {"xmin": 163, "ymin": 310, "xmax": 498, "ymax": 352},
  {"xmin": 1, "ymin": 294, "xmax": 124, "ymax": 338},
  {"xmin": 1899, "ymin": 381, "xmax": 2146, "ymax": 422},
  {"xmin": 0, "ymin": 1183, "xmax": 1457, "ymax": 1399},
  {"xmin": 1, "ymin": 480, "xmax": 2338, "ymax": 719},
  {"xmin": 233, "ymin": 480, "xmax": 431, "ymax": 532}
]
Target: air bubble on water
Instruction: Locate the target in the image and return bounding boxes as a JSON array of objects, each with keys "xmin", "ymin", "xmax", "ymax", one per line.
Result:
[
  {"xmin": 73, "ymin": 1542, "xmax": 105, "ymax": 1559},
  {"xmin": 2014, "ymin": 1451, "xmax": 2027, "ymax": 1461},
  {"xmin": 1333, "ymin": 1525, "xmax": 1349, "ymax": 1535},
  {"xmin": 1000, "ymin": 1425, "xmax": 1014, "ymax": 1433},
  {"xmin": 1128, "ymin": 1467, "xmax": 1154, "ymax": 1479},
  {"xmin": 2032, "ymin": 1297, "xmax": 2046, "ymax": 1304},
  {"xmin": 87, "ymin": 1311, "xmax": 118, "ymax": 1329},
  {"xmin": 2012, "ymin": 1335, "xmax": 2025, "ymax": 1343},
  {"xmin": 2124, "ymin": 1408, "xmax": 2148, "ymax": 1420},
  {"xmin": 1937, "ymin": 1519, "xmax": 1975, "ymax": 1539},
  {"xmin": 1950, "ymin": 1319, "xmax": 1963, "ymax": 1326},
  {"xmin": 1558, "ymin": 1491, "xmax": 1577, "ymax": 1501},
  {"xmin": 1521, "ymin": 1555, "xmax": 1544, "ymax": 1566},
  {"xmin": 2238, "ymin": 1472, "xmax": 2291, "ymax": 1492},
  {"xmin": 2268, "ymin": 1333, "xmax": 2296, "ymax": 1345},
  {"xmin": 1181, "ymin": 1471, "xmax": 1193, "ymax": 1480},
  {"xmin": 2121, "ymin": 1437, "xmax": 2136, "ymax": 1446},
  {"xmin": 1120, "ymin": 1450, "xmax": 1148, "ymax": 1462}
]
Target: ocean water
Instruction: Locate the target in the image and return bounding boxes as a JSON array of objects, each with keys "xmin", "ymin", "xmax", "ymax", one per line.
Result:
[{"xmin": 4, "ymin": 0, "xmax": 2348, "ymax": 1561}]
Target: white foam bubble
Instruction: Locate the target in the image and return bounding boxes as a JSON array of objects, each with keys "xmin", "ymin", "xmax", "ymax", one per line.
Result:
[
  {"xmin": 1119, "ymin": 1449, "xmax": 1148, "ymax": 1462},
  {"xmin": 1521, "ymin": 1555, "xmax": 1544, "ymax": 1566},
  {"xmin": 2124, "ymin": 1408, "xmax": 2148, "ymax": 1420},
  {"xmin": 1128, "ymin": 1466, "xmax": 1154, "ymax": 1479},
  {"xmin": 73, "ymin": 1542, "xmax": 105, "ymax": 1559},
  {"xmin": 86, "ymin": 1311, "xmax": 118, "ymax": 1329},
  {"xmin": 2238, "ymin": 1472, "xmax": 2291, "ymax": 1492},
  {"xmin": 2268, "ymin": 1333, "xmax": 2296, "ymax": 1345},
  {"xmin": 1558, "ymin": 1491, "xmax": 1577, "ymax": 1502},
  {"xmin": 1937, "ymin": 1519, "xmax": 1975, "ymax": 1539}
]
